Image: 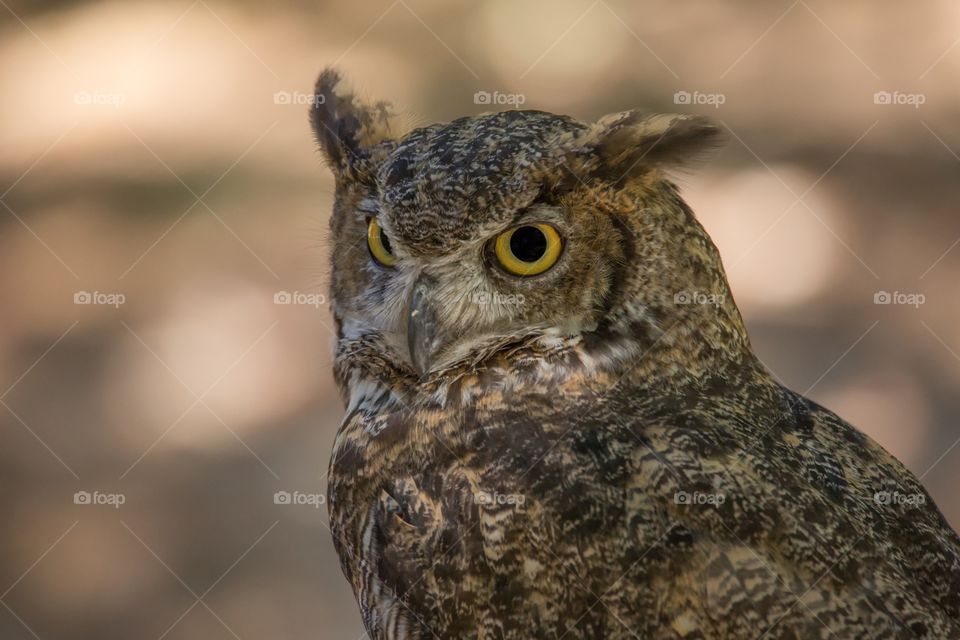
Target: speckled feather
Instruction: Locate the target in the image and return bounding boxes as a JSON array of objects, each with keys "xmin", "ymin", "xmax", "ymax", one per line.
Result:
[{"xmin": 311, "ymin": 68, "xmax": 960, "ymax": 639}]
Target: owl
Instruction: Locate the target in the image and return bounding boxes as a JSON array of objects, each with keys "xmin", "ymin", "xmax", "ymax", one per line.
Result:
[{"xmin": 311, "ymin": 68, "xmax": 960, "ymax": 639}]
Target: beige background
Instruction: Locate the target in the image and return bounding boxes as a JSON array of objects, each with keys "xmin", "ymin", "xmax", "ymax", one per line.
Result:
[{"xmin": 1, "ymin": 1, "xmax": 959, "ymax": 638}]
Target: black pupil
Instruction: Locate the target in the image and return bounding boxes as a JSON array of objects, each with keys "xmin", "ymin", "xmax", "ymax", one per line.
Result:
[
  {"xmin": 380, "ymin": 229, "xmax": 393, "ymax": 255},
  {"xmin": 510, "ymin": 226, "xmax": 547, "ymax": 262}
]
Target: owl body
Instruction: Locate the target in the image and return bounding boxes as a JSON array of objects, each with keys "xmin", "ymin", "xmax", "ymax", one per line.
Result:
[
  {"xmin": 329, "ymin": 340, "xmax": 960, "ymax": 639},
  {"xmin": 313, "ymin": 69, "xmax": 960, "ymax": 638}
]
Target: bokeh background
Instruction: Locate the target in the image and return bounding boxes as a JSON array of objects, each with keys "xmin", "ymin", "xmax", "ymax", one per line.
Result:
[{"xmin": 2, "ymin": 1, "xmax": 959, "ymax": 638}]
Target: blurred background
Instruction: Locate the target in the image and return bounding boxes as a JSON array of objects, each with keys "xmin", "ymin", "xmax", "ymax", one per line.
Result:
[{"xmin": 1, "ymin": 0, "xmax": 959, "ymax": 637}]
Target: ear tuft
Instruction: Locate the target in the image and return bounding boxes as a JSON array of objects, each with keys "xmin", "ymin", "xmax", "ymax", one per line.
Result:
[
  {"xmin": 565, "ymin": 110, "xmax": 724, "ymax": 184},
  {"xmin": 309, "ymin": 68, "xmax": 402, "ymax": 178}
]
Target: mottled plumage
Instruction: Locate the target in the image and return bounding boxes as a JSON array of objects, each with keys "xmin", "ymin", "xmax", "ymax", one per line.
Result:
[{"xmin": 310, "ymin": 68, "xmax": 960, "ymax": 639}]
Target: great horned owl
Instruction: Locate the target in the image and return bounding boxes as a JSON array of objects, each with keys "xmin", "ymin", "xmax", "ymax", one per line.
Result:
[{"xmin": 311, "ymin": 68, "xmax": 960, "ymax": 639}]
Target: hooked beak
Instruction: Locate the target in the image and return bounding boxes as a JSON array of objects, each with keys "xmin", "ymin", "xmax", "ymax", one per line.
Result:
[{"xmin": 407, "ymin": 275, "xmax": 443, "ymax": 376}]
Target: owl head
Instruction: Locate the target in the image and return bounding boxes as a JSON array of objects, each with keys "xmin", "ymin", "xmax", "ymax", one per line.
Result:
[{"xmin": 311, "ymin": 69, "xmax": 749, "ymax": 387}]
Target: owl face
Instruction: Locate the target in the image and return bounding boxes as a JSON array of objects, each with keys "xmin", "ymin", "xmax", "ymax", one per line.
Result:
[
  {"xmin": 330, "ymin": 182, "xmax": 623, "ymax": 377},
  {"xmin": 312, "ymin": 70, "xmax": 725, "ymax": 380}
]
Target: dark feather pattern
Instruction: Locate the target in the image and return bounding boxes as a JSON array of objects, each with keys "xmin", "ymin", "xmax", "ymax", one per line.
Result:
[{"xmin": 329, "ymin": 351, "xmax": 960, "ymax": 638}]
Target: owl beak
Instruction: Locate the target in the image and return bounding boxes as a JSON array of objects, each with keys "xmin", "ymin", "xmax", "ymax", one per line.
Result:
[{"xmin": 407, "ymin": 275, "xmax": 441, "ymax": 376}]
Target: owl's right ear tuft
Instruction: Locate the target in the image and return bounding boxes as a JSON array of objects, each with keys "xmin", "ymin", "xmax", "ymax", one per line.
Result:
[
  {"xmin": 309, "ymin": 68, "xmax": 401, "ymax": 179},
  {"xmin": 561, "ymin": 111, "xmax": 725, "ymax": 186}
]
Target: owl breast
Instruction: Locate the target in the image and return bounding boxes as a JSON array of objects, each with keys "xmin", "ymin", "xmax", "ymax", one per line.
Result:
[{"xmin": 327, "ymin": 354, "xmax": 674, "ymax": 638}]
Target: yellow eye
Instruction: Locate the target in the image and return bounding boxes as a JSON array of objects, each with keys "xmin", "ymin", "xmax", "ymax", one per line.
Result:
[
  {"xmin": 367, "ymin": 218, "xmax": 397, "ymax": 267},
  {"xmin": 493, "ymin": 223, "xmax": 563, "ymax": 276}
]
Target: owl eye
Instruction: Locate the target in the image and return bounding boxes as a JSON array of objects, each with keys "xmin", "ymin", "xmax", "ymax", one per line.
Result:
[
  {"xmin": 367, "ymin": 218, "xmax": 397, "ymax": 267},
  {"xmin": 493, "ymin": 223, "xmax": 563, "ymax": 276}
]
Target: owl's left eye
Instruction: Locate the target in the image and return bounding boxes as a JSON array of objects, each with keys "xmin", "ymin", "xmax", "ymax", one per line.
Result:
[
  {"xmin": 493, "ymin": 223, "xmax": 563, "ymax": 276},
  {"xmin": 367, "ymin": 218, "xmax": 397, "ymax": 267}
]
